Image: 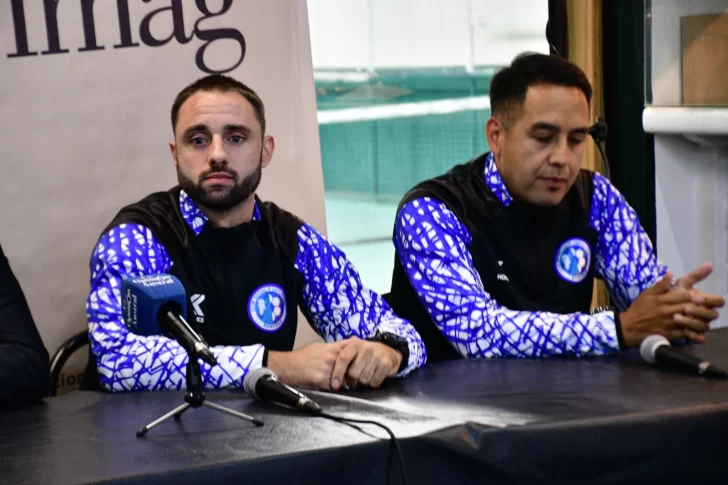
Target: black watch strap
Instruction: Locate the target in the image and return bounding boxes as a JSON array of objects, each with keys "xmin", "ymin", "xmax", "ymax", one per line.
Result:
[{"xmin": 369, "ymin": 332, "xmax": 409, "ymax": 373}]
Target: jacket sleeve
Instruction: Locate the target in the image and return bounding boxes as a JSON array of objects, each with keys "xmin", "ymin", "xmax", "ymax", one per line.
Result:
[
  {"xmin": 590, "ymin": 173, "xmax": 668, "ymax": 311},
  {"xmin": 87, "ymin": 224, "xmax": 266, "ymax": 392},
  {"xmin": 0, "ymin": 244, "xmax": 50, "ymax": 402},
  {"xmin": 294, "ymin": 223, "xmax": 427, "ymax": 375}
]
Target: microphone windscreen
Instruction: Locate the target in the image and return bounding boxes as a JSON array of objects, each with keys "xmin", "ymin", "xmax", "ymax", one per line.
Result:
[
  {"xmin": 244, "ymin": 367, "xmax": 277, "ymax": 400},
  {"xmin": 640, "ymin": 334, "xmax": 670, "ymax": 364},
  {"xmin": 121, "ymin": 274, "xmax": 187, "ymax": 336}
]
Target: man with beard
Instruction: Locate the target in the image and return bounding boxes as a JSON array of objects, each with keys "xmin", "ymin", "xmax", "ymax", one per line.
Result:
[
  {"xmin": 388, "ymin": 53, "xmax": 724, "ymax": 362},
  {"xmin": 86, "ymin": 75, "xmax": 426, "ymax": 392}
]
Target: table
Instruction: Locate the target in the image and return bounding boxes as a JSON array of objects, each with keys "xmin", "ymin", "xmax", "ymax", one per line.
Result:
[
  {"xmin": 365, "ymin": 329, "xmax": 728, "ymax": 483},
  {"xmin": 3, "ymin": 329, "xmax": 728, "ymax": 484}
]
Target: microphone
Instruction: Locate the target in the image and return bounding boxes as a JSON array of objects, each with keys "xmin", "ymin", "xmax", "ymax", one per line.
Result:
[
  {"xmin": 243, "ymin": 368, "xmax": 410, "ymax": 484},
  {"xmin": 121, "ymin": 274, "xmax": 217, "ymax": 366},
  {"xmin": 244, "ymin": 367, "xmax": 322, "ymax": 415},
  {"xmin": 640, "ymin": 334, "xmax": 728, "ymax": 379}
]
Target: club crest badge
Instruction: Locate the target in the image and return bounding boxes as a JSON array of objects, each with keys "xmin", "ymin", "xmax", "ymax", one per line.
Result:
[
  {"xmin": 248, "ymin": 284, "xmax": 287, "ymax": 332},
  {"xmin": 554, "ymin": 238, "xmax": 591, "ymax": 283}
]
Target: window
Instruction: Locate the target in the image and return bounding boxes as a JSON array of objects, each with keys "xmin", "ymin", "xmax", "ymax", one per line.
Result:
[{"xmin": 308, "ymin": 0, "xmax": 549, "ymax": 292}]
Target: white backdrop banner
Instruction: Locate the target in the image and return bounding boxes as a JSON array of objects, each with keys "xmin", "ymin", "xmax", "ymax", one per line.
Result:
[{"xmin": 0, "ymin": 0, "xmax": 325, "ymax": 392}]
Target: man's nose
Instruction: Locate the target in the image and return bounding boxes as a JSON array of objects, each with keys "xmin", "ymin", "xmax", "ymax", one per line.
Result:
[
  {"xmin": 208, "ymin": 136, "xmax": 227, "ymax": 165},
  {"xmin": 548, "ymin": 137, "xmax": 570, "ymax": 167}
]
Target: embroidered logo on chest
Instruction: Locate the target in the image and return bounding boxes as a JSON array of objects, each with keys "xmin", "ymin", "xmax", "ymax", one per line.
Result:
[
  {"xmin": 495, "ymin": 260, "xmax": 509, "ymax": 282},
  {"xmin": 554, "ymin": 238, "xmax": 591, "ymax": 283},
  {"xmin": 191, "ymin": 294, "xmax": 206, "ymax": 324},
  {"xmin": 248, "ymin": 284, "xmax": 287, "ymax": 332}
]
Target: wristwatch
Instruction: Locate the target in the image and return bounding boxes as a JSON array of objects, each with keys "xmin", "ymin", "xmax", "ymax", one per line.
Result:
[{"xmin": 369, "ymin": 331, "xmax": 410, "ymax": 373}]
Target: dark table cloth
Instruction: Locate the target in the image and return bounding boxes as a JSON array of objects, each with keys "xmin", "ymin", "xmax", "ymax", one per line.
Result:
[{"xmin": 3, "ymin": 329, "xmax": 728, "ymax": 484}]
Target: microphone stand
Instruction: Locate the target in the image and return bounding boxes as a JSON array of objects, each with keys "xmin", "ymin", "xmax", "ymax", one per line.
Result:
[{"xmin": 136, "ymin": 347, "xmax": 264, "ymax": 437}]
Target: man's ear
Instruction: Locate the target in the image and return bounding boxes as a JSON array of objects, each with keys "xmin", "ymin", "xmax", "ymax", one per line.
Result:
[
  {"xmin": 169, "ymin": 139, "xmax": 178, "ymax": 167},
  {"xmin": 486, "ymin": 117, "xmax": 505, "ymax": 158},
  {"xmin": 261, "ymin": 135, "xmax": 275, "ymax": 168}
]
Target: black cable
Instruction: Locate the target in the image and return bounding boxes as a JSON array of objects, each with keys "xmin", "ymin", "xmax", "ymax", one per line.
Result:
[
  {"xmin": 589, "ymin": 117, "xmax": 611, "ymax": 180},
  {"xmin": 319, "ymin": 411, "xmax": 408, "ymax": 485},
  {"xmin": 545, "ymin": 50, "xmax": 609, "ymax": 181},
  {"xmin": 595, "ymin": 140, "xmax": 611, "ymax": 180}
]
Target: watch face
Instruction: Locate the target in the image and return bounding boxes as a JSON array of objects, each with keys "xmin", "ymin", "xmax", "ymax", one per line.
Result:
[
  {"xmin": 393, "ymin": 336, "xmax": 408, "ymax": 351},
  {"xmin": 381, "ymin": 333, "xmax": 402, "ymax": 345},
  {"xmin": 380, "ymin": 333, "xmax": 409, "ymax": 360},
  {"xmin": 373, "ymin": 332, "xmax": 407, "ymax": 355}
]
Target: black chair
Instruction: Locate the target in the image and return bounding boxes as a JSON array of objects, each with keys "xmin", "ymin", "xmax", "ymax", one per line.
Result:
[{"xmin": 49, "ymin": 330, "xmax": 89, "ymax": 396}]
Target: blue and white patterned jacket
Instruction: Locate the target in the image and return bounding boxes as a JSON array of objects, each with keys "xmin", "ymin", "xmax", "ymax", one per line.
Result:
[
  {"xmin": 393, "ymin": 152, "xmax": 666, "ymax": 359},
  {"xmin": 87, "ymin": 190, "xmax": 426, "ymax": 392}
]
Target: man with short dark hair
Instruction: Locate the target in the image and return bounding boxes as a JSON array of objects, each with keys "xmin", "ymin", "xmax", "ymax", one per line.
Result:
[
  {"xmin": 86, "ymin": 75, "xmax": 426, "ymax": 392},
  {"xmin": 1, "ymin": 243, "xmax": 49, "ymax": 404},
  {"xmin": 389, "ymin": 53, "xmax": 724, "ymax": 362}
]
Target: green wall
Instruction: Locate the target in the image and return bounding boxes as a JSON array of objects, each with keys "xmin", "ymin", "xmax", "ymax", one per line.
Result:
[{"xmin": 316, "ymin": 67, "xmax": 495, "ymax": 200}]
